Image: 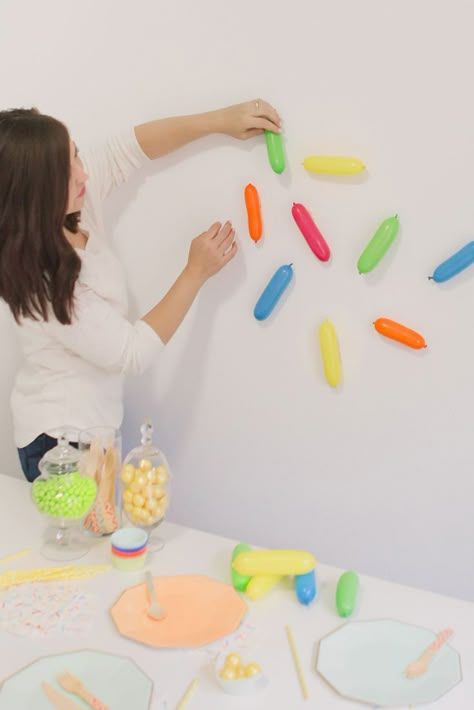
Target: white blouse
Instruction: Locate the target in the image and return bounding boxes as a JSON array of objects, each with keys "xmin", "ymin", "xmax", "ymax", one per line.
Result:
[{"xmin": 11, "ymin": 128, "xmax": 164, "ymax": 448}]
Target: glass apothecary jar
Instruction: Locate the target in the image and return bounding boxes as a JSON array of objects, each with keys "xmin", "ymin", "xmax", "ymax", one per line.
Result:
[
  {"xmin": 31, "ymin": 430, "xmax": 97, "ymax": 560},
  {"xmin": 120, "ymin": 419, "xmax": 171, "ymax": 551}
]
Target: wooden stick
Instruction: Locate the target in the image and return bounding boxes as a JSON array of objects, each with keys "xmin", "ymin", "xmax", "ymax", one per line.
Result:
[
  {"xmin": 175, "ymin": 677, "xmax": 199, "ymax": 710},
  {"xmin": 286, "ymin": 624, "xmax": 309, "ymax": 700}
]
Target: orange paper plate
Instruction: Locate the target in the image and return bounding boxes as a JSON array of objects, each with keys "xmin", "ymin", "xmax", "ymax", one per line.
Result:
[{"xmin": 110, "ymin": 575, "xmax": 247, "ymax": 648}]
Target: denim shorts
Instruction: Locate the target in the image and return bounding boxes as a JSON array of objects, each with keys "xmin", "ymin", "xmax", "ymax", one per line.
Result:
[{"xmin": 18, "ymin": 433, "xmax": 62, "ymax": 482}]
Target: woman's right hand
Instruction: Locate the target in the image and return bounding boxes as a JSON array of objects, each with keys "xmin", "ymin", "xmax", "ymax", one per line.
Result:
[{"xmin": 186, "ymin": 221, "xmax": 237, "ymax": 285}]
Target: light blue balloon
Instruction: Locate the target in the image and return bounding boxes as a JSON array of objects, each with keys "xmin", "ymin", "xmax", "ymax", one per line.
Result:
[
  {"xmin": 254, "ymin": 264, "xmax": 293, "ymax": 321},
  {"xmin": 431, "ymin": 241, "xmax": 474, "ymax": 282},
  {"xmin": 294, "ymin": 569, "xmax": 316, "ymax": 605}
]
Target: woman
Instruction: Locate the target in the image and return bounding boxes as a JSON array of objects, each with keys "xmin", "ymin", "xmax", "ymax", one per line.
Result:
[{"xmin": 0, "ymin": 99, "xmax": 281, "ymax": 481}]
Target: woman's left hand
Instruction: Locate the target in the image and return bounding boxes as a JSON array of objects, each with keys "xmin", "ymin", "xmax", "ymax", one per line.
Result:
[{"xmin": 215, "ymin": 99, "xmax": 281, "ymax": 140}]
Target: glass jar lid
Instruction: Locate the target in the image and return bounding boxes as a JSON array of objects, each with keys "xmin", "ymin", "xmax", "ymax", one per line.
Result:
[{"xmin": 38, "ymin": 430, "xmax": 81, "ymax": 476}]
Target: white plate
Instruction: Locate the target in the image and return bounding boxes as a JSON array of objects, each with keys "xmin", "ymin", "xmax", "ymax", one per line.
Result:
[
  {"xmin": 316, "ymin": 619, "xmax": 462, "ymax": 707},
  {"xmin": 0, "ymin": 649, "xmax": 153, "ymax": 710}
]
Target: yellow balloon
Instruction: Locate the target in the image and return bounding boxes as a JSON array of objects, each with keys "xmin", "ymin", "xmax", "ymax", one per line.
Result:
[
  {"xmin": 232, "ymin": 549, "xmax": 317, "ymax": 576},
  {"xmin": 303, "ymin": 155, "xmax": 365, "ymax": 176},
  {"xmin": 319, "ymin": 320, "xmax": 342, "ymax": 387},
  {"xmin": 246, "ymin": 574, "xmax": 283, "ymax": 600}
]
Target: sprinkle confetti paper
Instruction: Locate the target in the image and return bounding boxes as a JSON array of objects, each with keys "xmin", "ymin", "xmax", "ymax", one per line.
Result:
[
  {"xmin": 201, "ymin": 620, "xmax": 259, "ymax": 658},
  {"xmin": 0, "ymin": 582, "xmax": 96, "ymax": 638}
]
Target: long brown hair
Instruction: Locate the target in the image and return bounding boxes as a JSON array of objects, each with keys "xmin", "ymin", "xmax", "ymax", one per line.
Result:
[{"xmin": 0, "ymin": 108, "xmax": 82, "ymax": 325}]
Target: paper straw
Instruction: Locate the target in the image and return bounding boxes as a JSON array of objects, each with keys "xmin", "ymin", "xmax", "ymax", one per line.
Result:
[
  {"xmin": 0, "ymin": 564, "xmax": 111, "ymax": 590},
  {"xmin": 0, "ymin": 548, "xmax": 31, "ymax": 564},
  {"xmin": 175, "ymin": 677, "xmax": 199, "ymax": 709},
  {"xmin": 285, "ymin": 624, "xmax": 309, "ymax": 700}
]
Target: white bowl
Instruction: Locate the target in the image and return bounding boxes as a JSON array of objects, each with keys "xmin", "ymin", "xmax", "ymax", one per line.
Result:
[{"xmin": 214, "ymin": 653, "xmax": 269, "ymax": 696}]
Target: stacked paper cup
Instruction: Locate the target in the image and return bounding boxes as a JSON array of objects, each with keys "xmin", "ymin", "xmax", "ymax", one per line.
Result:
[{"xmin": 111, "ymin": 528, "xmax": 148, "ymax": 571}]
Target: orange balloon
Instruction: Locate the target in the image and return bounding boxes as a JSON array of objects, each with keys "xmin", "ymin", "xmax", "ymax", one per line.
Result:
[
  {"xmin": 374, "ymin": 318, "xmax": 427, "ymax": 349},
  {"xmin": 244, "ymin": 183, "xmax": 262, "ymax": 242}
]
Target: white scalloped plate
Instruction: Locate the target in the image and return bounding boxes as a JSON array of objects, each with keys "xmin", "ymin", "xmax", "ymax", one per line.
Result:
[{"xmin": 316, "ymin": 619, "xmax": 462, "ymax": 707}]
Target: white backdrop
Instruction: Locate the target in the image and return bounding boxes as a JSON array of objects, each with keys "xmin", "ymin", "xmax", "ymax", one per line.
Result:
[{"xmin": 1, "ymin": 0, "xmax": 474, "ymax": 600}]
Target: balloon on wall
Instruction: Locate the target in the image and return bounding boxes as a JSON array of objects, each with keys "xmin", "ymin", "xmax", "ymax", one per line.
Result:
[
  {"xmin": 291, "ymin": 202, "xmax": 331, "ymax": 262},
  {"xmin": 358, "ymin": 215, "xmax": 399, "ymax": 274},
  {"xmin": 254, "ymin": 264, "xmax": 294, "ymax": 321},
  {"xmin": 264, "ymin": 130, "xmax": 285, "ymax": 174},
  {"xmin": 319, "ymin": 320, "xmax": 342, "ymax": 387},
  {"xmin": 430, "ymin": 241, "xmax": 474, "ymax": 282},
  {"xmin": 244, "ymin": 183, "xmax": 263, "ymax": 243},
  {"xmin": 374, "ymin": 318, "xmax": 427, "ymax": 349},
  {"xmin": 303, "ymin": 155, "xmax": 366, "ymax": 176}
]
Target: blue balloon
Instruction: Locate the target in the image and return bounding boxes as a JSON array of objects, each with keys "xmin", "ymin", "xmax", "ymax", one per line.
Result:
[
  {"xmin": 294, "ymin": 569, "xmax": 316, "ymax": 605},
  {"xmin": 431, "ymin": 241, "xmax": 474, "ymax": 283},
  {"xmin": 254, "ymin": 264, "xmax": 293, "ymax": 321}
]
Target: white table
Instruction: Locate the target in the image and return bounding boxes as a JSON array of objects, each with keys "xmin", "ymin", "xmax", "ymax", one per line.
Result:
[{"xmin": 0, "ymin": 473, "xmax": 473, "ymax": 709}]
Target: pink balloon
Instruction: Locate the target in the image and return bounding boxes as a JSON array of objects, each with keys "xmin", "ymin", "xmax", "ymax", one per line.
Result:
[{"xmin": 291, "ymin": 202, "xmax": 331, "ymax": 262}]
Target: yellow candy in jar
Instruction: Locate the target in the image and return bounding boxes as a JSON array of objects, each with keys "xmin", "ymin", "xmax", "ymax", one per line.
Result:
[
  {"xmin": 134, "ymin": 473, "xmax": 147, "ymax": 489},
  {"xmin": 121, "ymin": 464, "xmax": 135, "ymax": 484},
  {"xmin": 219, "ymin": 667, "xmax": 236, "ymax": 681},
  {"xmin": 146, "ymin": 469, "xmax": 157, "ymax": 484},
  {"xmin": 224, "ymin": 653, "xmax": 242, "ymax": 670},
  {"xmin": 129, "ymin": 482, "xmax": 142, "ymax": 494},
  {"xmin": 244, "ymin": 663, "xmax": 262, "ymax": 677},
  {"xmin": 123, "ymin": 489, "xmax": 134, "ymax": 503},
  {"xmin": 139, "ymin": 458, "xmax": 152, "ymax": 473},
  {"xmin": 154, "ymin": 464, "xmax": 169, "ymax": 484},
  {"xmin": 153, "ymin": 503, "xmax": 166, "ymax": 520},
  {"xmin": 145, "ymin": 499, "xmax": 159, "ymax": 513},
  {"xmin": 151, "ymin": 485, "xmax": 165, "ymax": 500},
  {"xmin": 132, "ymin": 493, "xmax": 145, "ymax": 507},
  {"xmin": 124, "ymin": 502, "xmax": 133, "ymax": 513},
  {"xmin": 132, "ymin": 506, "xmax": 142, "ymax": 519},
  {"xmin": 160, "ymin": 494, "xmax": 169, "ymax": 511}
]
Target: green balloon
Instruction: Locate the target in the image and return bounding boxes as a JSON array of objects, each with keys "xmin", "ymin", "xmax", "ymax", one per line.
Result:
[
  {"xmin": 336, "ymin": 571, "xmax": 359, "ymax": 617},
  {"xmin": 265, "ymin": 130, "xmax": 285, "ymax": 174},
  {"xmin": 357, "ymin": 215, "xmax": 399, "ymax": 273},
  {"xmin": 231, "ymin": 543, "xmax": 252, "ymax": 591}
]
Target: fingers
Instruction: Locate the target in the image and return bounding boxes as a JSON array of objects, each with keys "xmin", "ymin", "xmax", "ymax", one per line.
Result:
[
  {"xmin": 206, "ymin": 221, "xmax": 222, "ymax": 238},
  {"xmin": 222, "ymin": 239, "xmax": 238, "ymax": 264},
  {"xmin": 242, "ymin": 128, "xmax": 265, "ymax": 139},
  {"xmin": 214, "ymin": 220, "xmax": 233, "ymax": 246},
  {"xmin": 252, "ymin": 99, "xmax": 281, "ymax": 130},
  {"xmin": 220, "ymin": 227, "xmax": 235, "ymax": 254},
  {"xmin": 251, "ymin": 116, "xmax": 282, "ymax": 133}
]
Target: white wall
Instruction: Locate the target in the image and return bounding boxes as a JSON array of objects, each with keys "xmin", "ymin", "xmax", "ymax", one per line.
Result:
[{"xmin": 1, "ymin": 0, "xmax": 474, "ymax": 600}]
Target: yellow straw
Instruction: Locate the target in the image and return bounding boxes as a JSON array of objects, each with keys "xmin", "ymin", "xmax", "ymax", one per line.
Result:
[
  {"xmin": 0, "ymin": 549, "xmax": 31, "ymax": 565},
  {"xmin": 0, "ymin": 564, "xmax": 111, "ymax": 589},
  {"xmin": 175, "ymin": 677, "xmax": 200, "ymax": 709},
  {"xmin": 286, "ymin": 624, "xmax": 309, "ymax": 700}
]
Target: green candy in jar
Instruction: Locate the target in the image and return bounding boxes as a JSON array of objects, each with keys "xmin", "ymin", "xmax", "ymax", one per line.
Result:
[
  {"xmin": 32, "ymin": 472, "xmax": 96, "ymax": 518},
  {"xmin": 32, "ymin": 433, "xmax": 97, "ymax": 520}
]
